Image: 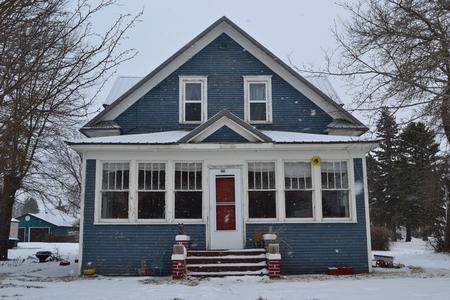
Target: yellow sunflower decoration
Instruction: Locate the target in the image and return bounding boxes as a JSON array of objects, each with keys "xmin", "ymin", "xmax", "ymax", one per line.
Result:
[{"xmin": 311, "ymin": 155, "xmax": 321, "ymax": 166}]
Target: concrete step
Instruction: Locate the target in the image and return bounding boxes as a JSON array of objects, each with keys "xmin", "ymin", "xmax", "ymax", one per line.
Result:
[
  {"xmin": 188, "ymin": 269, "xmax": 269, "ymax": 277},
  {"xmin": 185, "ymin": 248, "xmax": 267, "ymax": 277}
]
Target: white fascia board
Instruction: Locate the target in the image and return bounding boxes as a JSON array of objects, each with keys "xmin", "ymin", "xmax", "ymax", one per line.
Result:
[
  {"xmin": 97, "ymin": 21, "xmax": 351, "ymax": 123},
  {"xmin": 187, "ymin": 116, "xmax": 263, "ymax": 142},
  {"xmin": 70, "ymin": 142, "xmax": 375, "ymax": 155}
]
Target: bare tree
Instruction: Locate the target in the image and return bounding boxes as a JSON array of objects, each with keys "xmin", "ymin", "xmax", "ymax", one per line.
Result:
[
  {"xmin": 293, "ymin": 0, "xmax": 450, "ymax": 139},
  {"xmin": 291, "ymin": 0, "xmax": 450, "ymax": 250},
  {"xmin": 0, "ymin": 0, "xmax": 141, "ymax": 259},
  {"xmin": 21, "ymin": 130, "xmax": 83, "ymax": 217}
]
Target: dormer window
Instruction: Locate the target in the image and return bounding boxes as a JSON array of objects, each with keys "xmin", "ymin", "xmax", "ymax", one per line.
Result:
[
  {"xmin": 179, "ymin": 76, "xmax": 207, "ymax": 123},
  {"xmin": 244, "ymin": 76, "xmax": 272, "ymax": 123}
]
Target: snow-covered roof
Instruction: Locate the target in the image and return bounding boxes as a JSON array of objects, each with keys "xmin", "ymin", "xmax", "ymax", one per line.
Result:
[
  {"xmin": 102, "ymin": 76, "xmax": 344, "ymax": 107},
  {"xmin": 304, "ymin": 76, "xmax": 342, "ymax": 105},
  {"xmin": 104, "ymin": 76, "xmax": 142, "ymax": 106},
  {"xmin": 69, "ymin": 130, "xmax": 190, "ymax": 145},
  {"xmin": 261, "ymin": 130, "xmax": 372, "ymax": 143},
  {"xmin": 68, "ymin": 130, "xmax": 374, "ymax": 145},
  {"xmin": 27, "ymin": 212, "xmax": 78, "ymax": 227},
  {"xmin": 11, "ymin": 218, "xmax": 19, "ymax": 223}
]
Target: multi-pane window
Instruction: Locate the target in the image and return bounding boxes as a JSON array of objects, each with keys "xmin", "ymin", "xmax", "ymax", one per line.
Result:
[
  {"xmin": 321, "ymin": 161, "xmax": 350, "ymax": 218},
  {"xmin": 244, "ymin": 76, "xmax": 272, "ymax": 123},
  {"xmin": 138, "ymin": 163, "xmax": 166, "ymax": 219},
  {"xmin": 284, "ymin": 162, "xmax": 313, "ymax": 218},
  {"xmin": 248, "ymin": 162, "xmax": 276, "ymax": 218},
  {"xmin": 174, "ymin": 162, "xmax": 202, "ymax": 219},
  {"xmin": 101, "ymin": 162, "xmax": 129, "ymax": 219},
  {"xmin": 180, "ymin": 76, "xmax": 207, "ymax": 123}
]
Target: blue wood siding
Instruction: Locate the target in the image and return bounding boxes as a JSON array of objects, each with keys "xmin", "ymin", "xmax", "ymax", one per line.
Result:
[
  {"xmin": 83, "ymin": 159, "xmax": 369, "ymax": 275},
  {"xmin": 203, "ymin": 126, "xmax": 250, "ymax": 143},
  {"xmin": 82, "ymin": 159, "xmax": 205, "ymax": 275},
  {"xmin": 16, "ymin": 215, "xmax": 74, "ymax": 242},
  {"xmin": 114, "ymin": 34, "xmax": 333, "ymax": 135},
  {"xmin": 246, "ymin": 158, "xmax": 369, "ymax": 274}
]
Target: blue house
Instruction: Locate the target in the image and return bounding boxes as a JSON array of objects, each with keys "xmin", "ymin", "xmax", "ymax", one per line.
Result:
[
  {"xmin": 69, "ymin": 17, "xmax": 375, "ymax": 277},
  {"xmin": 16, "ymin": 212, "xmax": 78, "ymax": 242}
]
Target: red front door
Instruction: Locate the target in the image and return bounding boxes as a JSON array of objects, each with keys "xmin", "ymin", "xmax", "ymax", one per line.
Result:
[{"xmin": 215, "ymin": 177, "xmax": 236, "ymax": 231}]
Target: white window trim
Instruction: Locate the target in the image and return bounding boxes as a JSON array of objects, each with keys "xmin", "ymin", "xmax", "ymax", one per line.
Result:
[
  {"xmin": 243, "ymin": 75, "xmax": 272, "ymax": 124},
  {"xmin": 179, "ymin": 75, "xmax": 208, "ymax": 124},
  {"xmin": 96, "ymin": 160, "xmax": 131, "ymax": 223},
  {"xmin": 173, "ymin": 161, "xmax": 204, "ymax": 222},
  {"xmin": 135, "ymin": 161, "xmax": 168, "ymax": 223},
  {"xmin": 319, "ymin": 159, "xmax": 357, "ymax": 223},
  {"xmin": 282, "ymin": 160, "xmax": 316, "ymax": 222},
  {"xmin": 246, "ymin": 160, "xmax": 278, "ymax": 222}
]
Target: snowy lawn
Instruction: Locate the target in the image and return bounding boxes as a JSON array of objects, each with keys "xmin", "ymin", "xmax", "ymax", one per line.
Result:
[{"xmin": 1, "ymin": 239, "xmax": 450, "ymax": 300}]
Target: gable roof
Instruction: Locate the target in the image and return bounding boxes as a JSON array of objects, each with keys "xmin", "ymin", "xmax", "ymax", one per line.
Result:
[
  {"xmin": 83, "ymin": 16, "xmax": 366, "ymax": 132},
  {"xmin": 178, "ymin": 110, "xmax": 272, "ymax": 143},
  {"xmin": 18, "ymin": 212, "xmax": 78, "ymax": 227}
]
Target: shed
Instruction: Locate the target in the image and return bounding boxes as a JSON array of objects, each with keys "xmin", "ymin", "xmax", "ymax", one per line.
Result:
[
  {"xmin": 8, "ymin": 218, "xmax": 19, "ymax": 248},
  {"xmin": 16, "ymin": 212, "xmax": 78, "ymax": 242}
]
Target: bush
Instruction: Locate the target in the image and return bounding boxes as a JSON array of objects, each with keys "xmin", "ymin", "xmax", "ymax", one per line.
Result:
[{"xmin": 371, "ymin": 226, "xmax": 391, "ymax": 251}]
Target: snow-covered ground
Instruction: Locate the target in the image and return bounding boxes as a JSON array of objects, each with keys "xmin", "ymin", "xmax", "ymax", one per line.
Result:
[{"xmin": 1, "ymin": 239, "xmax": 450, "ymax": 300}]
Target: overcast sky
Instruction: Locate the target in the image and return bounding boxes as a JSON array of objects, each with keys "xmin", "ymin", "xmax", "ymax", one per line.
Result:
[{"xmin": 90, "ymin": 0, "xmax": 376, "ymax": 127}]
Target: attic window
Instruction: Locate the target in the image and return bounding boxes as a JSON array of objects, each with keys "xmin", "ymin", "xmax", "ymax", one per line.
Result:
[
  {"xmin": 179, "ymin": 76, "xmax": 207, "ymax": 124},
  {"xmin": 244, "ymin": 76, "xmax": 272, "ymax": 123}
]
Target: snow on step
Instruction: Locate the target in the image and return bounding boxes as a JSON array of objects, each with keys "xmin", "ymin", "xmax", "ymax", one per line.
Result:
[
  {"xmin": 187, "ymin": 254, "xmax": 266, "ymax": 260},
  {"xmin": 187, "ymin": 262, "xmax": 267, "ymax": 268},
  {"xmin": 188, "ymin": 269, "xmax": 269, "ymax": 277}
]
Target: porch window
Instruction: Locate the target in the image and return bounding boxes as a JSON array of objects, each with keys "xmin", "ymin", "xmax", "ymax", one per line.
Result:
[
  {"xmin": 179, "ymin": 76, "xmax": 207, "ymax": 123},
  {"xmin": 137, "ymin": 163, "xmax": 166, "ymax": 219},
  {"xmin": 248, "ymin": 162, "xmax": 276, "ymax": 218},
  {"xmin": 174, "ymin": 162, "xmax": 202, "ymax": 219},
  {"xmin": 101, "ymin": 162, "xmax": 129, "ymax": 219},
  {"xmin": 321, "ymin": 161, "xmax": 350, "ymax": 218},
  {"xmin": 244, "ymin": 76, "xmax": 272, "ymax": 123},
  {"xmin": 284, "ymin": 162, "xmax": 313, "ymax": 218}
]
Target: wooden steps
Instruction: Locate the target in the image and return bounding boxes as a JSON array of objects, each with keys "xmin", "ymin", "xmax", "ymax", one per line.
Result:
[{"xmin": 186, "ymin": 248, "xmax": 267, "ymax": 277}]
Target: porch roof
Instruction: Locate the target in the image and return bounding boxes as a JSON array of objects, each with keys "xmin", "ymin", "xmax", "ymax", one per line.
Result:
[{"xmin": 67, "ymin": 130, "xmax": 376, "ymax": 145}]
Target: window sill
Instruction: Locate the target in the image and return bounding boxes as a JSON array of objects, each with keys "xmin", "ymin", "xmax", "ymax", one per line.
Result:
[
  {"xmin": 93, "ymin": 220, "xmax": 205, "ymax": 225},
  {"xmin": 245, "ymin": 218, "xmax": 357, "ymax": 224},
  {"xmin": 180, "ymin": 121, "xmax": 203, "ymax": 125},
  {"xmin": 247, "ymin": 121, "xmax": 272, "ymax": 125}
]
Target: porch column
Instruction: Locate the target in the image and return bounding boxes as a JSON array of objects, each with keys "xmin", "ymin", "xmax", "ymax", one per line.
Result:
[
  {"xmin": 266, "ymin": 243, "xmax": 281, "ymax": 279},
  {"xmin": 171, "ymin": 244, "xmax": 187, "ymax": 280}
]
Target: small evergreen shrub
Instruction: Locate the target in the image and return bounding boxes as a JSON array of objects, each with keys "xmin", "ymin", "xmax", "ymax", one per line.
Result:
[{"xmin": 371, "ymin": 226, "xmax": 391, "ymax": 251}]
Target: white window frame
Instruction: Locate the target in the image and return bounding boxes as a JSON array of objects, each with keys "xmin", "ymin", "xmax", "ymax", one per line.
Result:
[
  {"xmin": 319, "ymin": 160, "xmax": 356, "ymax": 222},
  {"xmin": 173, "ymin": 161, "xmax": 204, "ymax": 222},
  {"xmin": 96, "ymin": 161, "xmax": 131, "ymax": 223},
  {"xmin": 136, "ymin": 161, "xmax": 167, "ymax": 223},
  {"xmin": 243, "ymin": 75, "xmax": 272, "ymax": 124},
  {"xmin": 179, "ymin": 75, "xmax": 208, "ymax": 124},
  {"xmin": 283, "ymin": 161, "xmax": 315, "ymax": 221},
  {"xmin": 246, "ymin": 161, "xmax": 278, "ymax": 221}
]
